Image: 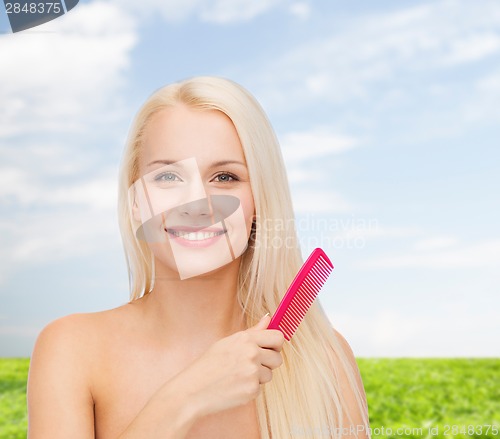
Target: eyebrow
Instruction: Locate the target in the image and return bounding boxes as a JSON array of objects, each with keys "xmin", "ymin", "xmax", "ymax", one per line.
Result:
[{"xmin": 146, "ymin": 159, "xmax": 247, "ymax": 168}]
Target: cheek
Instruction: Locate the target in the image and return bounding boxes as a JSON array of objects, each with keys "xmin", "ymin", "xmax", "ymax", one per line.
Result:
[
  {"xmin": 238, "ymin": 188, "xmax": 255, "ymax": 222},
  {"xmin": 236, "ymin": 192, "xmax": 255, "ymax": 239}
]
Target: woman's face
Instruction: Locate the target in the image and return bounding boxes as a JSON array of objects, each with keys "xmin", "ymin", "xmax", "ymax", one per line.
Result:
[{"xmin": 130, "ymin": 104, "xmax": 255, "ymax": 280}]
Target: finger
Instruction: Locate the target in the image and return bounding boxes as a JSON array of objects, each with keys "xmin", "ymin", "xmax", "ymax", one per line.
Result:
[
  {"xmin": 258, "ymin": 365, "xmax": 273, "ymax": 384},
  {"xmin": 251, "ymin": 329, "xmax": 285, "ymax": 351},
  {"xmin": 259, "ymin": 349, "xmax": 283, "ymax": 370},
  {"xmin": 249, "ymin": 314, "xmax": 271, "ymax": 330}
]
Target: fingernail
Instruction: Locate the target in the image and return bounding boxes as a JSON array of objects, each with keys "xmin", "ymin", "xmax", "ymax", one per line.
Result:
[{"xmin": 263, "ymin": 312, "xmax": 270, "ymax": 318}]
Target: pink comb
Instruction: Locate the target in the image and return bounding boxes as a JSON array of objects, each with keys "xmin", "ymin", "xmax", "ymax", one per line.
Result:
[{"xmin": 267, "ymin": 248, "xmax": 334, "ymax": 341}]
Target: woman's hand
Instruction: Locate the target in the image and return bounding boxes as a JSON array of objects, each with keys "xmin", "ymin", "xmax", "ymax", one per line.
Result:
[
  {"xmin": 116, "ymin": 314, "xmax": 284, "ymax": 438},
  {"xmin": 169, "ymin": 314, "xmax": 285, "ymax": 417}
]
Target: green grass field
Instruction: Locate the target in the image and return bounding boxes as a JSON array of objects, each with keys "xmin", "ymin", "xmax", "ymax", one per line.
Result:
[
  {"xmin": 357, "ymin": 359, "xmax": 500, "ymax": 438},
  {"xmin": 1, "ymin": 358, "xmax": 498, "ymax": 438},
  {"xmin": 0, "ymin": 359, "xmax": 29, "ymax": 439}
]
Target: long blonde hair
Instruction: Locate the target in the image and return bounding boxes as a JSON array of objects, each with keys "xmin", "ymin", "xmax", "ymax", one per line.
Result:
[{"xmin": 117, "ymin": 76, "xmax": 369, "ymax": 438}]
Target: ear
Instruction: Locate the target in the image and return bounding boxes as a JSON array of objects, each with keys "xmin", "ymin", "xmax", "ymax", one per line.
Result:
[{"xmin": 129, "ymin": 185, "xmax": 142, "ymax": 223}]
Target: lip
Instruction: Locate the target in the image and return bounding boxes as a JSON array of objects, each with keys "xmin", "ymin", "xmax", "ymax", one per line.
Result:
[
  {"xmin": 165, "ymin": 225, "xmax": 227, "ymax": 248},
  {"xmin": 166, "ymin": 225, "xmax": 225, "ymax": 233}
]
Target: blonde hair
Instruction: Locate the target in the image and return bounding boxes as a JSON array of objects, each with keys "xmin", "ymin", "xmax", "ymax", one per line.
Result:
[{"xmin": 117, "ymin": 76, "xmax": 369, "ymax": 438}]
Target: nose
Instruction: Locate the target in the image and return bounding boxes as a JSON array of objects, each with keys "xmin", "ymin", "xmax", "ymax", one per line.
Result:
[{"xmin": 178, "ymin": 198, "xmax": 212, "ymax": 217}]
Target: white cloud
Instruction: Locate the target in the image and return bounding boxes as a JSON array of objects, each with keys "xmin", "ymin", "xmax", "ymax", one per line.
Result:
[
  {"xmin": 253, "ymin": 0, "xmax": 500, "ymax": 109},
  {"xmin": 441, "ymin": 32, "xmax": 500, "ymax": 65},
  {"xmin": 328, "ymin": 304, "xmax": 500, "ymax": 357},
  {"xmin": 277, "ymin": 128, "xmax": 360, "ymax": 213},
  {"xmin": 357, "ymin": 239, "xmax": 500, "ymax": 269},
  {"xmin": 0, "ymin": 151, "xmax": 118, "ymax": 210},
  {"xmin": 291, "ymin": 189, "xmax": 353, "ymax": 214},
  {"xmin": 0, "ymin": 159, "xmax": 120, "ymax": 285},
  {"xmin": 0, "ymin": 197, "xmax": 122, "ymax": 286},
  {"xmin": 280, "ymin": 128, "xmax": 358, "ymax": 163},
  {"xmin": 476, "ymin": 70, "xmax": 500, "ymax": 93},
  {"xmin": 461, "ymin": 69, "xmax": 500, "ymax": 123},
  {"xmin": 0, "ymin": 1, "xmax": 137, "ymax": 284},
  {"xmin": 111, "ymin": 0, "xmax": 200, "ymax": 22},
  {"xmin": 413, "ymin": 236, "xmax": 458, "ymax": 251},
  {"xmin": 0, "ymin": 142, "xmax": 96, "ymax": 177},
  {"xmin": 0, "ymin": 1, "xmax": 137, "ymax": 138},
  {"xmin": 277, "ymin": 126, "xmax": 360, "ymax": 213},
  {"xmin": 109, "ymin": 0, "xmax": 281, "ymax": 23},
  {"xmin": 200, "ymin": 0, "xmax": 281, "ymax": 23},
  {"xmin": 7, "ymin": 209, "xmax": 120, "ymax": 264},
  {"xmin": 288, "ymin": 2, "xmax": 311, "ymax": 20},
  {"xmin": 49, "ymin": 176, "xmax": 117, "ymax": 210}
]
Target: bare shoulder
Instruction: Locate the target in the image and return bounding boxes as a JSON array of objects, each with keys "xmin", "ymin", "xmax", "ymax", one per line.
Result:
[
  {"xmin": 34, "ymin": 312, "xmax": 100, "ymax": 351},
  {"xmin": 332, "ymin": 328, "xmax": 359, "ymax": 371},
  {"xmin": 27, "ymin": 304, "xmax": 133, "ymax": 438},
  {"xmin": 31, "ymin": 304, "xmax": 132, "ymax": 359},
  {"xmin": 30, "ymin": 303, "xmax": 137, "ymax": 380}
]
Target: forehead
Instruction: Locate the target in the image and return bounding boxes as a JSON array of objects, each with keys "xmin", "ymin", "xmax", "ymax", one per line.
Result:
[{"xmin": 139, "ymin": 104, "xmax": 245, "ymax": 170}]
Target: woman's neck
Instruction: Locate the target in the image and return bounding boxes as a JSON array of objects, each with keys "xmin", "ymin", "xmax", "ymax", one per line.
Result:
[{"xmin": 136, "ymin": 258, "xmax": 247, "ymax": 357}]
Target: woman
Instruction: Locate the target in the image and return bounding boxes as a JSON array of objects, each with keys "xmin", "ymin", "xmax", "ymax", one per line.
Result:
[{"xmin": 27, "ymin": 76, "xmax": 370, "ymax": 438}]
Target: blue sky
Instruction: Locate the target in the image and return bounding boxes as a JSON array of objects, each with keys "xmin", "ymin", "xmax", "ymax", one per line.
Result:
[{"xmin": 1, "ymin": 0, "xmax": 499, "ymax": 357}]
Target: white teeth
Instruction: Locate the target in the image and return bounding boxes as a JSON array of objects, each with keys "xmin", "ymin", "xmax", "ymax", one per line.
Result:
[{"xmin": 168, "ymin": 230, "xmax": 224, "ymax": 241}]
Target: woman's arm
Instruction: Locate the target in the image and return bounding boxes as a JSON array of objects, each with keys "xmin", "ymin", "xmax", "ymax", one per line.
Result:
[
  {"xmin": 118, "ymin": 313, "xmax": 283, "ymax": 438},
  {"xmin": 27, "ymin": 315, "xmax": 95, "ymax": 439},
  {"xmin": 27, "ymin": 313, "xmax": 283, "ymax": 439},
  {"xmin": 26, "ymin": 314, "xmax": 207, "ymax": 439},
  {"xmin": 115, "ymin": 372, "xmax": 202, "ymax": 439}
]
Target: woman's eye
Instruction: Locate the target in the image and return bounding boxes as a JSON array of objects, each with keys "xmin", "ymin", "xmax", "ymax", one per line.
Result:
[
  {"xmin": 214, "ymin": 173, "xmax": 238, "ymax": 183},
  {"xmin": 154, "ymin": 172, "xmax": 181, "ymax": 182}
]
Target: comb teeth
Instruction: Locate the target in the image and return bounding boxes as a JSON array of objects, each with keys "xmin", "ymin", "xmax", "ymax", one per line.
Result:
[
  {"xmin": 268, "ymin": 249, "xmax": 334, "ymax": 341},
  {"xmin": 278, "ymin": 257, "xmax": 332, "ymax": 340}
]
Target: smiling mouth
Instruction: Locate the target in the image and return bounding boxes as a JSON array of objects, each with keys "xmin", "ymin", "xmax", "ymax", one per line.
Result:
[{"xmin": 166, "ymin": 229, "xmax": 226, "ymax": 241}]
